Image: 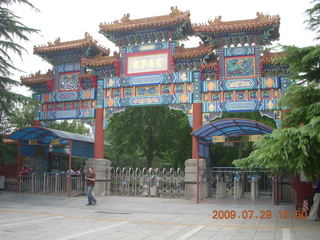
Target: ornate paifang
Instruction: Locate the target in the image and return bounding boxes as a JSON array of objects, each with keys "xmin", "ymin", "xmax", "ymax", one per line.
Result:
[{"xmin": 23, "ymin": 9, "xmax": 290, "ymax": 124}]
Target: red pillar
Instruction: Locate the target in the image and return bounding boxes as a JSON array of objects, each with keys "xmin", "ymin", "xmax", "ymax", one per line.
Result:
[
  {"xmin": 192, "ymin": 102, "xmax": 202, "ymax": 159},
  {"xmin": 94, "ymin": 108, "xmax": 104, "ymax": 159},
  {"xmin": 32, "ymin": 116, "xmax": 40, "ymax": 127}
]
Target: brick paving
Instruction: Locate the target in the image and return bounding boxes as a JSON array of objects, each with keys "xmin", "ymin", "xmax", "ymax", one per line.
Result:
[{"xmin": 0, "ymin": 191, "xmax": 319, "ymax": 240}]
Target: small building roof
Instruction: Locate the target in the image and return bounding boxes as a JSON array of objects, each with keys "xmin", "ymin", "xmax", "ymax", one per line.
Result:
[
  {"xmin": 81, "ymin": 55, "xmax": 119, "ymax": 67},
  {"xmin": 193, "ymin": 13, "xmax": 280, "ymax": 35},
  {"xmin": 34, "ymin": 33, "xmax": 109, "ymax": 56},
  {"xmin": 200, "ymin": 61, "xmax": 218, "ymax": 71},
  {"xmin": 99, "ymin": 8, "xmax": 191, "ymax": 34},
  {"xmin": 21, "ymin": 70, "xmax": 53, "ymax": 85},
  {"xmin": 8, "ymin": 126, "xmax": 110, "ymax": 146},
  {"xmin": 193, "ymin": 118, "xmax": 273, "ymax": 142},
  {"xmin": 173, "ymin": 44, "xmax": 213, "ymax": 60}
]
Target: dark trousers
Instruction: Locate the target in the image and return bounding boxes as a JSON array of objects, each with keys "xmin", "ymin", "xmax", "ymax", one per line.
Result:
[{"xmin": 86, "ymin": 185, "xmax": 96, "ymax": 204}]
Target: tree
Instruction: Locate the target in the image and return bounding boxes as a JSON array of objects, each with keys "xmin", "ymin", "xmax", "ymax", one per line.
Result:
[
  {"xmin": 48, "ymin": 120, "xmax": 91, "ymax": 136},
  {"xmin": 0, "ymin": 1, "xmax": 38, "ymax": 164},
  {"xmin": 233, "ymin": 1, "xmax": 320, "ymax": 180},
  {"xmin": 0, "ymin": 0, "xmax": 38, "ymax": 117},
  {"xmin": 106, "ymin": 106, "xmax": 191, "ymax": 169}
]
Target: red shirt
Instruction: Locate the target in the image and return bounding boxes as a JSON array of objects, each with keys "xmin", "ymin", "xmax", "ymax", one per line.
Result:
[
  {"xmin": 21, "ymin": 169, "xmax": 27, "ymax": 176},
  {"xmin": 87, "ymin": 173, "xmax": 95, "ymax": 186}
]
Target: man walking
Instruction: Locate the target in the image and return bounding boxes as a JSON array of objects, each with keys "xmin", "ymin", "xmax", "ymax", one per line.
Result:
[{"xmin": 86, "ymin": 167, "xmax": 97, "ymax": 206}]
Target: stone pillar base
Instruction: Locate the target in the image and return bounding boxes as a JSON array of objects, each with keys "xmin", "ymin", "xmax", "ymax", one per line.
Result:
[
  {"xmin": 184, "ymin": 158, "xmax": 208, "ymax": 200},
  {"xmin": 85, "ymin": 158, "xmax": 111, "ymax": 196}
]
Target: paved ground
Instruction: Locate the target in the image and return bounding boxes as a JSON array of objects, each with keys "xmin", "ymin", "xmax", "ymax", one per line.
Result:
[{"xmin": 0, "ymin": 191, "xmax": 319, "ymax": 240}]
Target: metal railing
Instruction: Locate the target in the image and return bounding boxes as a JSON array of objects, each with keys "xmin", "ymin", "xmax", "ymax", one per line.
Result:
[
  {"xmin": 110, "ymin": 167, "xmax": 185, "ymax": 198},
  {"xmin": 210, "ymin": 167, "xmax": 272, "ymax": 199},
  {"xmin": 19, "ymin": 172, "xmax": 85, "ymax": 197}
]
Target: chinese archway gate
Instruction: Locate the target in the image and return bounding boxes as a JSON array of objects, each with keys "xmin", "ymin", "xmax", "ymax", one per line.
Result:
[{"xmin": 22, "ymin": 8, "xmax": 293, "ymax": 200}]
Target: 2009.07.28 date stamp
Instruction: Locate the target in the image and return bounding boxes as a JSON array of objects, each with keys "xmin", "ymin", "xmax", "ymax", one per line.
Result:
[{"xmin": 212, "ymin": 210, "xmax": 307, "ymax": 220}]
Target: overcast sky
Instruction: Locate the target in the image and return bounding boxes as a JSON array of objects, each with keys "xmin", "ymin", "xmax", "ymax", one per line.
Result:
[{"xmin": 10, "ymin": 0, "xmax": 317, "ymax": 96}]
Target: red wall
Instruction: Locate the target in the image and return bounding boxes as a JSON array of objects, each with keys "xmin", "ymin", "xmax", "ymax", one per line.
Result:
[
  {"xmin": 0, "ymin": 162, "xmax": 18, "ymax": 178},
  {"xmin": 292, "ymin": 176, "xmax": 313, "ymax": 209}
]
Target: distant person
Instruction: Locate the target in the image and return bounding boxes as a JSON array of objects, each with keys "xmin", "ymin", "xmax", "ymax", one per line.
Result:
[
  {"xmin": 20, "ymin": 166, "xmax": 28, "ymax": 178},
  {"xmin": 86, "ymin": 167, "xmax": 97, "ymax": 206},
  {"xmin": 308, "ymin": 178, "xmax": 320, "ymax": 221}
]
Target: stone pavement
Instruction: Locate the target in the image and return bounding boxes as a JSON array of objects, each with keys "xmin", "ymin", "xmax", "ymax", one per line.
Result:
[{"xmin": 0, "ymin": 191, "xmax": 319, "ymax": 240}]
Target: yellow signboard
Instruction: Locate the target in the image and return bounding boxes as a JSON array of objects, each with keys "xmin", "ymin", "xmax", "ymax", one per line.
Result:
[
  {"xmin": 51, "ymin": 139, "xmax": 61, "ymax": 145},
  {"xmin": 249, "ymin": 135, "xmax": 262, "ymax": 142},
  {"xmin": 28, "ymin": 139, "xmax": 37, "ymax": 145},
  {"xmin": 212, "ymin": 136, "xmax": 225, "ymax": 143}
]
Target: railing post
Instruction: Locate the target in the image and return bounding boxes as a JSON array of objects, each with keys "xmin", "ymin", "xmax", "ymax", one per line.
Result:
[
  {"xmin": 31, "ymin": 173, "xmax": 35, "ymax": 194},
  {"xmin": 43, "ymin": 172, "xmax": 47, "ymax": 193},
  {"xmin": 55, "ymin": 173, "xmax": 58, "ymax": 193},
  {"xmin": 148, "ymin": 168, "xmax": 152, "ymax": 197},
  {"xmin": 18, "ymin": 174, "xmax": 22, "ymax": 193},
  {"xmin": 67, "ymin": 174, "xmax": 71, "ymax": 197}
]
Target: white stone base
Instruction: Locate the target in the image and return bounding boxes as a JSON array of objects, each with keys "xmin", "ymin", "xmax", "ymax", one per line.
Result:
[
  {"xmin": 85, "ymin": 158, "xmax": 111, "ymax": 196},
  {"xmin": 184, "ymin": 158, "xmax": 208, "ymax": 200}
]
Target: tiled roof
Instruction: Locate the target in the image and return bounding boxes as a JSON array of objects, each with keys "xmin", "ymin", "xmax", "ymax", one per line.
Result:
[
  {"xmin": 193, "ymin": 12, "xmax": 280, "ymax": 34},
  {"xmin": 99, "ymin": 7, "xmax": 191, "ymax": 33},
  {"xmin": 173, "ymin": 44, "xmax": 213, "ymax": 59},
  {"xmin": 200, "ymin": 61, "xmax": 218, "ymax": 70},
  {"xmin": 21, "ymin": 70, "xmax": 53, "ymax": 85},
  {"xmin": 81, "ymin": 54, "xmax": 119, "ymax": 67},
  {"xmin": 34, "ymin": 33, "xmax": 109, "ymax": 55},
  {"xmin": 261, "ymin": 51, "xmax": 284, "ymax": 64}
]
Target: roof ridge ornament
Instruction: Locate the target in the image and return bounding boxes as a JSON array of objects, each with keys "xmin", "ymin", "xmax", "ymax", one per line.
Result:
[
  {"xmin": 208, "ymin": 16, "xmax": 222, "ymax": 25},
  {"xmin": 54, "ymin": 37, "xmax": 60, "ymax": 44},
  {"xmin": 256, "ymin": 12, "xmax": 269, "ymax": 20},
  {"xmin": 84, "ymin": 32, "xmax": 93, "ymax": 41},
  {"xmin": 121, "ymin": 13, "xmax": 130, "ymax": 23},
  {"xmin": 170, "ymin": 6, "xmax": 181, "ymax": 16}
]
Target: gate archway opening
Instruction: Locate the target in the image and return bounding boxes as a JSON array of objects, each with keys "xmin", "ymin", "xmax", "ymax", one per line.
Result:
[{"xmin": 192, "ymin": 118, "xmax": 274, "ymax": 203}]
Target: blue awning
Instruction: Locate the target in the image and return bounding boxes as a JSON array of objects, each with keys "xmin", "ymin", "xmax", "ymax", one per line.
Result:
[
  {"xmin": 192, "ymin": 118, "xmax": 273, "ymax": 141},
  {"xmin": 8, "ymin": 126, "xmax": 110, "ymax": 146}
]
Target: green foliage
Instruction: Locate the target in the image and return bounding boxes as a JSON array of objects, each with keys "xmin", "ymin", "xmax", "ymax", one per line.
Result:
[
  {"xmin": 106, "ymin": 106, "xmax": 191, "ymax": 169},
  {"xmin": 276, "ymin": 45, "xmax": 320, "ymax": 83},
  {"xmin": 0, "ymin": 0, "xmax": 39, "ymax": 116},
  {"xmin": 280, "ymin": 84, "xmax": 320, "ymax": 126},
  {"xmin": 0, "ymin": 1, "xmax": 38, "ymax": 165},
  {"xmin": 306, "ymin": 0, "xmax": 320, "ymax": 39},
  {"xmin": 234, "ymin": 85, "xmax": 320, "ymax": 179},
  {"xmin": 233, "ymin": 117, "xmax": 320, "ymax": 179},
  {"xmin": 233, "ymin": 1, "xmax": 320, "ymax": 180},
  {"xmin": 48, "ymin": 120, "xmax": 91, "ymax": 136}
]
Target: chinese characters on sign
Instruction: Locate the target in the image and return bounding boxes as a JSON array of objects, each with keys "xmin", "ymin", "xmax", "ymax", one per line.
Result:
[{"xmin": 127, "ymin": 52, "xmax": 169, "ymax": 75}]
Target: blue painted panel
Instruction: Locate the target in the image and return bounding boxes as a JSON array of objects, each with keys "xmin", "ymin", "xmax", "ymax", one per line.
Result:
[
  {"xmin": 104, "ymin": 72, "xmax": 193, "ymax": 88},
  {"xmin": 41, "ymin": 89, "xmax": 95, "ymax": 103},
  {"xmin": 202, "ymin": 99, "xmax": 279, "ymax": 113},
  {"xmin": 202, "ymin": 76, "xmax": 280, "ymax": 92},
  {"xmin": 56, "ymin": 63, "xmax": 80, "ymax": 73},
  {"xmin": 224, "ymin": 46, "xmax": 255, "ymax": 57},
  {"xmin": 126, "ymin": 42, "xmax": 169, "ymax": 54},
  {"xmin": 40, "ymin": 109, "xmax": 95, "ymax": 120},
  {"xmin": 105, "ymin": 93, "xmax": 193, "ymax": 107}
]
